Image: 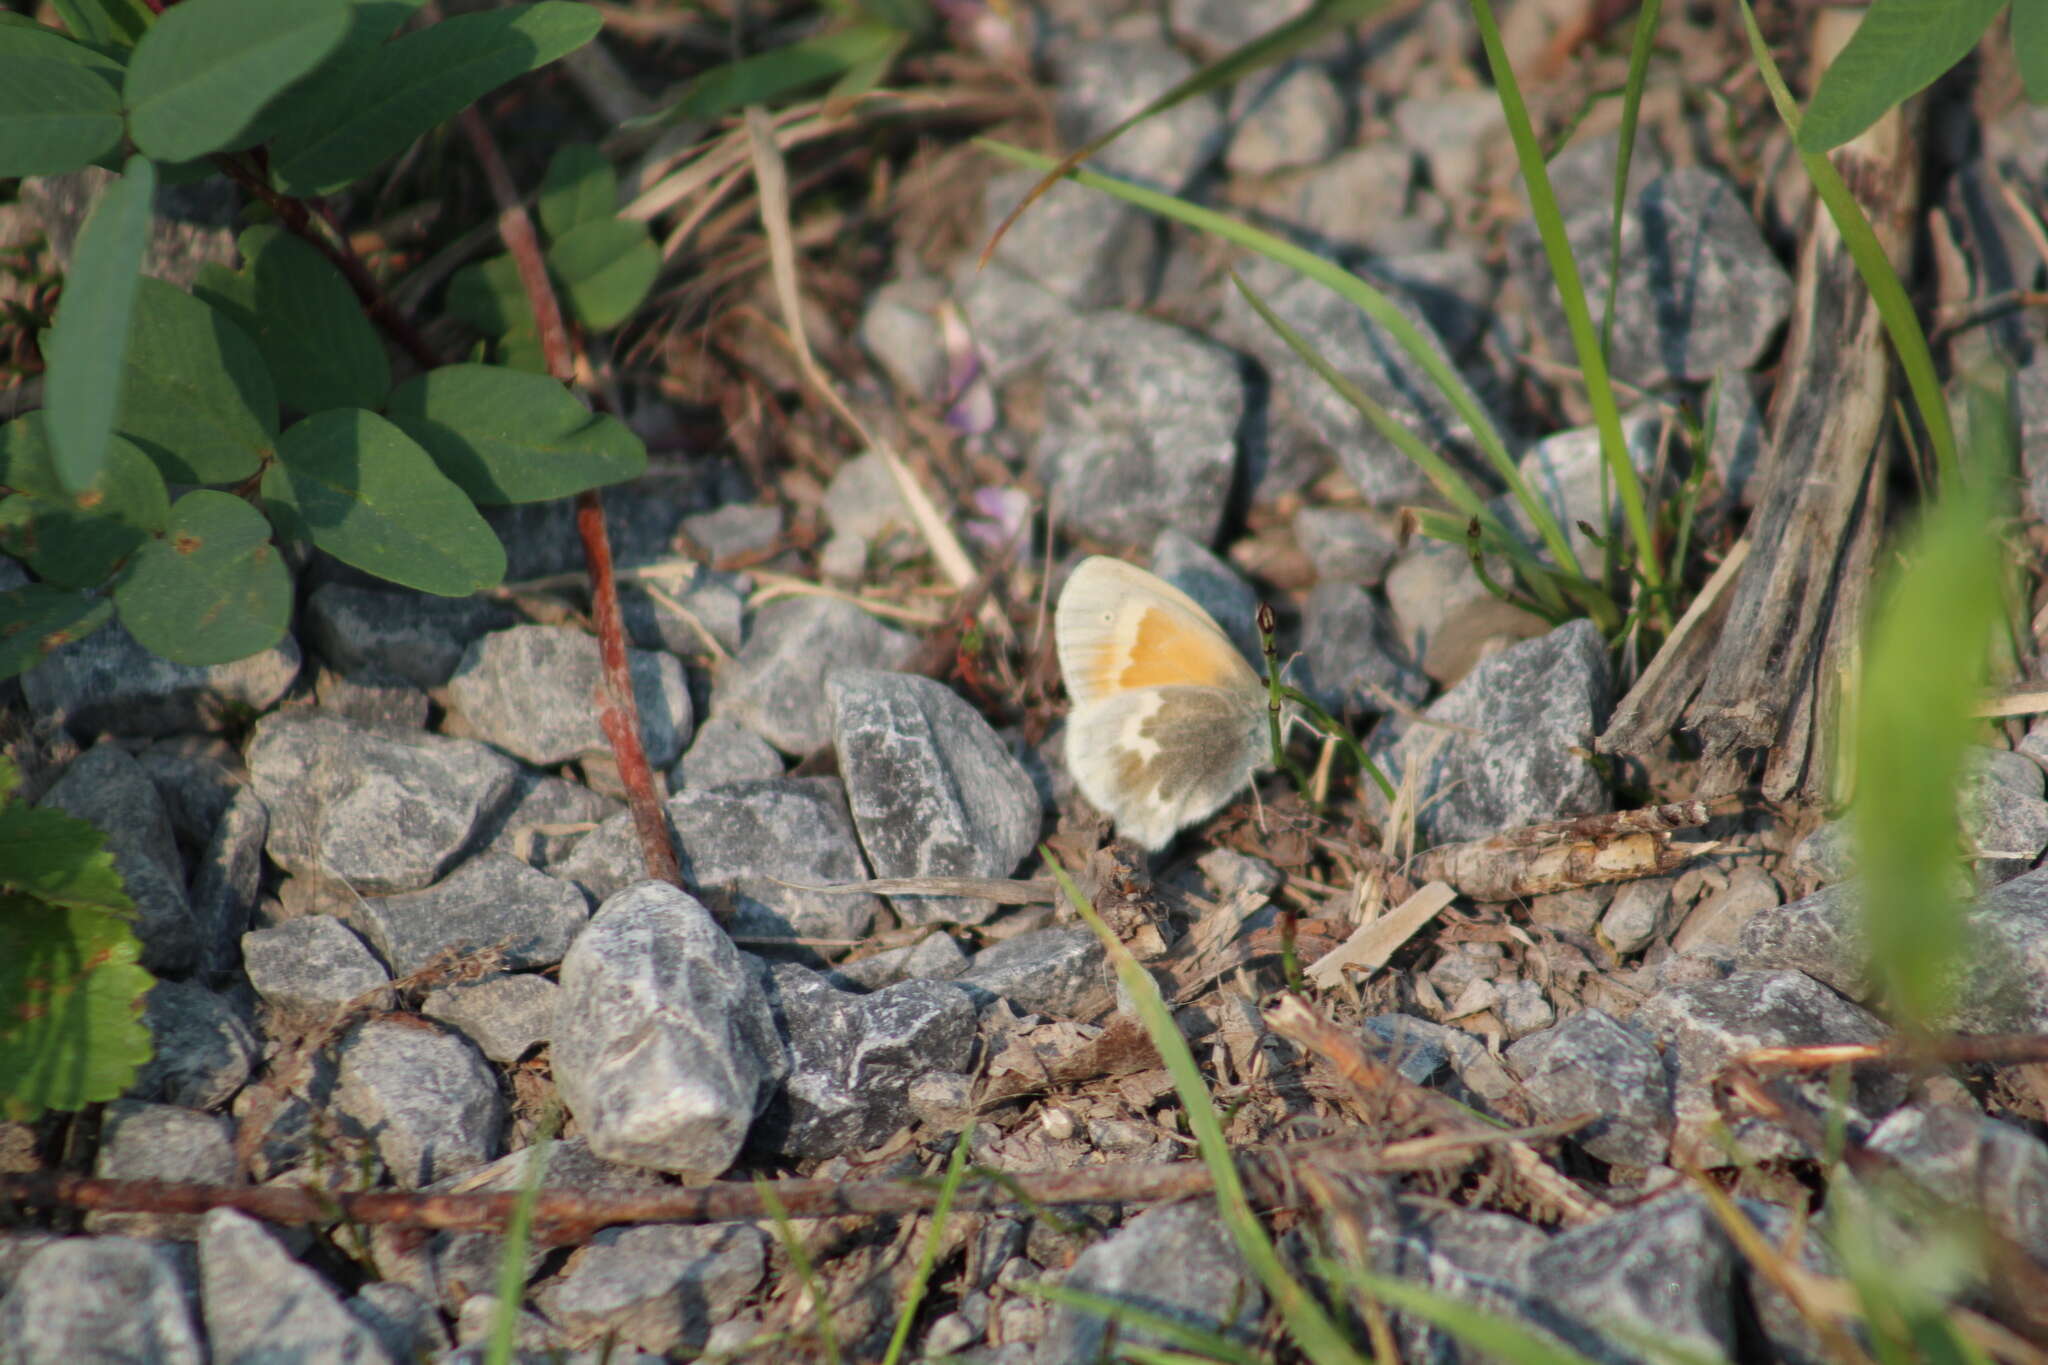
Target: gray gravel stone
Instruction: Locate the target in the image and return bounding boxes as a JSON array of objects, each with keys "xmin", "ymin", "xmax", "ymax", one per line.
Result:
[
  {"xmin": 245, "ymin": 709, "xmax": 520, "ymax": 895},
  {"xmin": 1506, "ymin": 1009, "xmax": 1671, "ymax": 1166},
  {"xmin": 1671, "ymin": 864, "xmax": 1781, "ymax": 955},
  {"xmin": 20, "ymin": 618, "xmax": 299, "ymax": 738},
  {"xmin": 1867, "ymin": 1104, "xmax": 2048, "ymax": 1267},
  {"xmin": 829, "ymin": 930, "xmax": 971, "ymax": 991},
  {"xmin": 243, "ymin": 915, "xmax": 394, "ymax": 1016},
  {"xmin": 1294, "ymin": 581, "xmax": 1428, "ymax": 720},
  {"xmin": 421, "ymin": 973, "xmax": 558, "ymax": 1063},
  {"xmin": 680, "ymin": 501, "xmax": 781, "ymax": 564},
  {"xmin": 1055, "ymin": 36, "xmax": 1221, "ymax": 185},
  {"xmin": 333, "ymin": 1016, "xmax": 505, "ymax": 1186},
  {"xmin": 1383, "ymin": 618, "xmax": 1612, "ymax": 846},
  {"xmin": 754, "ymin": 965, "xmax": 978, "ymax": 1158},
  {"xmin": 303, "ymin": 582, "xmax": 514, "ymax": 690},
  {"xmin": 672, "ymin": 715, "xmax": 784, "ymax": 790},
  {"xmin": 313, "ymin": 664, "xmax": 430, "ymax": 731},
  {"xmin": 350, "ymin": 851, "xmax": 589, "ymax": 977},
  {"xmin": 711, "ymin": 595, "xmax": 918, "ymax": 755},
  {"xmin": 1225, "ymin": 63, "xmax": 1345, "ymax": 176},
  {"xmin": 0, "ymin": 1236, "xmax": 205, "ymax": 1365},
  {"xmin": 1151, "ymin": 528, "xmax": 1262, "ymax": 662},
  {"xmin": 619, "ymin": 562, "xmax": 749, "ymax": 659},
  {"xmin": 40, "ymin": 743, "xmax": 199, "ymax": 975},
  {"xmin": 1601, "ymin": 875, "xmax": 1676, "ymax": 956},
  {"xmin": 348, "ymin": 1282, "xmax": 450, "ymax": 1363},
  {"xmin": 959, "ymin": 926, "xmax": 1110, "ymax": 1018},
  {"xmin": 447, "ymin": 624, "xmax": 692, "ymax": 768},
  {"xmin": 1961, "ymin": 748, "xmax": 2048, "ymax": 883},
  {"xmin": 1528, "ymin": 1193, "xmax": 1743, "ymax": 1361},
  {"xmin": 88, "ymin": 1101, "xmax": 236, "ymax": 1239},
  {"xmin": 189, "ymin": 787, "xmax": 267, "ymax": 980},
  {"xmin": 1510, "ymin": 168, "xmax": 1793, "ymax": 388},
  {"xmin": 551, "ymin": 881, "xmax": 787, "ymax": 1177},
  {"xmin": 858, "ymin": 278, "xmax": 948, "ymax": 401},
  {"xmin": 1246, "ymin": 141, "xmax": 1436, "ymax": 257},
  {"xmin": 1396, "ymin": 90, "xmax": 1507, "ymax": 197},
  {"xmin": 1036, "ymin": 1201, "xmax": 1263, "ymax": 1365},
  {"xmin": 200, "ymin": 1209, "xmax": 395, "ymax": 1364},
  {"xmin": 822, "ymin": 449, "xmax": 912, "ymax": 542},
  {"xmin": 133, "ymin": 736, "xmax": 242, "ymax": 845},
  {"xmin": 1168, "ymin": 0, "xmax": 1315, "ymax": 56},
  {"xmin": 1293, "ymin": 506, "xmax": 1399, "ymax": 585},
  {"xmin": 1036, "ymin": 311, "xmax": 1243, "ymax": 549},
  {"xmin": 828, "ymin": 668, "xmax": 1040, "ymax": 926},
  {"xmin": 1632, "ymin": 968, "xmax": 1902, "ymax": 1166},
  {"xmin": 1499, "ymin": 407, "xmax": 1664, "ymax": 572},
  {"xmin": 535, "ymin": 1224, "xmax": 767, "ymax": 1356},
  {"xmin": 128, "ymin": 978, "xmax": 258, "ymax": 1110},
  {"xmin": 483, "ymin": 772, "xmax": 620, "ymax": 870},
  {"xmin": 960, "ymin": 168, "xmax": 1127, "ymax": 340}
]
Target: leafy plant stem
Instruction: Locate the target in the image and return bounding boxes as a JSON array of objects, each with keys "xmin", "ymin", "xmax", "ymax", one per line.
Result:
[
  {"xmin": 1257, "ymin": 603, "xmax": 1317, "ymax": 807},
  {"xmin": 1277, "ymin": 684, "xmax": 1395, "ymax": 805}
]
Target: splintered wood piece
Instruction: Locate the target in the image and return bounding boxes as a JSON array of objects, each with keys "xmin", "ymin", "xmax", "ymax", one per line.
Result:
[
  {"xmin": 1678, "ymin": 9, "xmax": 1914, "ymax": 796},
  {"xmin": 1303, "ymin": 880, "xmax": 1457, "ymax": 988},
  {"xmin": 1599, "ymin": 541, "xmax": 1747, "ymax": 756},
  {"xmin": 1405, "ymin": 801, "xmax": 1715, "ymax": 902}
]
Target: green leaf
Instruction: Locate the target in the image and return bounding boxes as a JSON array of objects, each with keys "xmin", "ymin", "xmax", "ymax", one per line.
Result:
[
  {"xmin": 2017, "ymin": 0, "xmax": 2048, "ymax": 106},
  {"xmin": 445, "ymin": 252, "xmax": 525, "ymax": 337},
  {"xmin": 0, "ymin": 897, "xmax": 154, "ymax": 1122},
  {"xmin": 385, "ymin": 363, "xmax": 647, "ymax": 505},
  {"xmin": 668, "ymin": 19, "xmax": 901, "ymax": 121},
  {"xmin": 1798, "ymin": 0, "xmax": 2006, "ymax": 153},
  {"xmin": 112, "ymin": 489, "xmax": 290, "ymax": 664},
  {"xmin": 45, "ymin": 0, "xmax": 151, "ymax": 48},
  {"xmin": 42, "ymin": 154, "xmax": 154, "ymax": 493},
  {"xmin": 267, "ymin": 2, "xmax": 603, "ymax": 196},
  {"xmin": 0, "ymin": 51, "xmax": 122, "ymax": 177},
  {"xmin": 115, "ymin": 277, "xmax": 279, "ymax": 485},
  {"xmin": 262, "ymin": 408, "xmax": 505, "ymax": 595},
  {"xmin": 0, "ymin": 416, "xmax": 168, "ymax": 588},
  {"xmin": 123, "ymin": 0, "xmax": 351, "ymax": 161},
  {"xmin": 194, "ymin": 225, "xmax": 390, "ymax": 415},
  {"xmin": 538, "ymin": 142, "xmax": 617, "ymax": 239},
  {"xmin": 0, "ymin": 585, "xmax": 113, "ymax": 680},
  {"xmin": 546, "ymin": 218, "xmax": 659, "ymax": 332},
  {"xmin": 0, "ymin": 18, "xmax": 124, "ymax": 90},
  {"xmin": 0, "ymin": 801, "xmax": 133, "ymax": 913}
]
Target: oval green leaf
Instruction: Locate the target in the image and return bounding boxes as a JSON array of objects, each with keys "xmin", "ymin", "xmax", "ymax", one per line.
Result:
[
  {"xmin": 538, "ymin": 142, "xmax": 616, "ymax": 239},
  {"xmin": 0, "ymin": 51, "xmax": 121, "ymax": 178},
  {"xmin": 0, "ymin": 585, "xmax": 113, "ymax": 681},
  {"xmin": 444, "ymin": 252, "xmax": 525, "ymax": 337},
  {"xmin": 0, "ymin": 17, "xmax": 124, "ymax": 91},
  {"xmin": 116, "ymin": 278, "xmax": 279, "ymax": 485},
  {"xmin": 0, "ymin": 899, "xmax": 154, "ymax": 1121},
  {"xmin": 123, "ymin": 0, "xmax": 351, "ymax": 162},
  {"xmin": 546, "ymin": 218, "xmax": 659, "ymax": 332},
  {"xmin": 42, "ymin": 154, "xmax": 153, "ymax": 492},
  {"xmin": 267, "ymin": 2, "xmax": 602, "ymax": 196},
  {"xmin": 262, "ymin": 408, "xmax": 505, "ymax": 595},
  {"xmin": 193, "ymin": 225, "xmax": 390, "ymax": 416},
  {"xmin": 113, "ymin": 489, "xmax": 290, "ymax": 665},
  {"xmin": 0, "ymin": 417, "xmax": 169, "ymax": 588},
  {"xmin": 1797, "ymin": 0, "xmax": 2005, "ymax": 153},
  {"xmin": 384, "ymin": 363, "xmax": 647, "ymax": 505}
]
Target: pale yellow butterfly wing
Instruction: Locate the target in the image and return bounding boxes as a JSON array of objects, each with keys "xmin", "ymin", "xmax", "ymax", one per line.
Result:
[{"xmin": 1054, "ymin": 556, "xmax": 1261, "ymax": 711}]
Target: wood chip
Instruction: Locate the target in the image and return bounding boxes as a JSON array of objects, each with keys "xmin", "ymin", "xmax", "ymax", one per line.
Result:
[{"xmin": 1303, "ymin": 880, "xmax": 1457, "ymax": 989}]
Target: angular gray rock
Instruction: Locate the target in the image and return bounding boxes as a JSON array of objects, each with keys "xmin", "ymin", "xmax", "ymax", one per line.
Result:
[
  {"xmin": 672, "ymin": 715, "xmax": 784, "ymax": 791},
  {"xmin": 535, "ymin": 1224, "xmax": 767, "ymax": 1355},
  {"xmin": 447, "ymin": 624, "xmax": 693, "ymax": 768},
  {"xmin": 200, "ymin": 1209, "xmax": 395, "ymax": 1363},
  {"xmin": 754, "ymin": 965, "xmax": 978, "ymax": 1158},
  {"xmin": 350, "ymin": 851, "xmax": 589, "ymax": 977},
  {"xmin": 1225, "ymin": 63, "xmax": 1346, "ymax": 177},
  {"xmin": 1293, "ymin": 505, "xmax": 1399, "ymax": 585},
  {"xmin": 133, "ymin": 735, "xmax": 242, "ymax": 845},
  {"xmin": 245, "ymin": 709, "xmax": 519, "ymax": 895},
  {"xmin": 1035, "ymin": 1201, "xmax": 1263, "ymax": 1365},
  {"xmin": 483, "ymin": 772, "xmax": 620, "ymax": 870},
  {"xmin": 21, "ymin": 618, "xmax": 299, "ymax": 738},
  {"xmin": 1528, "ymin": 1193, "xmax": 1743, "ymax": 1360},
  {"xmin": 827, "ymin": 669, "xmax": 1040, "ymax": 926},
  {"xmin": 1384, "ymin": 617, "xmax": 1613, "ymax": 846},
  {"xmin": 312, "ymin": 664, "xmax": 431, "ymax": 731},
  {"xmin": 1293, "ymin": 581, "xmax": 1429, "ymax": 721},
  {"xmin": 1499, "ymin": 407, "xmax": 1664, "ymax": 573},
  {"xmin": 1036, "ymin": 311, "xmax": 1244, "ymax": 550},
  {"xmin": 128, "ymin": 978, "xmax": 258, "ymax": 1111},
  {"xmin": 958, "ymin": 926, "xmax": 1110, "ymax": 1019},
  {"xmin": 828, "ymin": 930, "xmax": 970, "ymax": 992},
  {"xmin": 87, "ymin": 1101, "xmax": 236, "ymax": 1239},
  {"xmin": 1505, "ymin": 1008, "xmax": 1672, "ymax": 1167},
  {"xmin": 1054, "ymin": 37, "xmax": 1221, "ymax": 186},
  {"xmin": 1867, "ymin": 1104, "xmax": 2048, "ymax": 1267},
  {"xmin": 619, "ymin": 562, "xmax": 748, "ymax": 659},
  {"xmin": 551, "ymin": 882, "xmax": 787, "ymax": 1177},
  {"xmin": 0, "ymin": 1236, "xmax": 205, "ymax": 1365},
  {"xmin": 39, "ymin": 743, "xmax": 199, "ymax": 974},
  {"xmin": 680, "ymin": 501, "xmax": 781, "ymax": 564},
  {"xmin": 242, "ymin": 915, "xmax": 394, "ymax": 1017},
  {"xmin": 333, "ymin": 1016, "xmax": 505, "ymax": 1186},
  {"xmin": 711, "ymin": 596, "xmax": 918, "ymax": 755},
  {"xmin": 189, "ymin": 787, "xmax": 267, "ymax": 979},
  {"xmin": 421, "ymin": 973, "xmax": 557, "ymax": 1064},
  {"xmin": 303, "ymin": 581, "xmax": 514, "ymax": 689}
]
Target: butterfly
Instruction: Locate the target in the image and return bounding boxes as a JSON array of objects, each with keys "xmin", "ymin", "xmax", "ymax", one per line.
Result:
[{"xmin": 1055, "ymin": 555, "xmax": 1272, "ymax": 850}]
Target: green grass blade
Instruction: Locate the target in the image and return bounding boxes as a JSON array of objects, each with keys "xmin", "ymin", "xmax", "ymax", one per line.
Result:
[
  {"xmin": 1320, "ymin": 1264, "xmax": 1608, "ymax": 1365},
  {"xmin": 758, "ymin": 1174, "xmax": 843, "ymax": 1364},
  {"xmin": 484, "ymin": 1108, "xmax": 560, "ymax": 1365},
  {"xmin": 1469, "ymin": 0, "xmax": 1659, "ymax": 600},
  {"xmin": 1736, "ymin": 0, "xmax": 1959, "ymax": 488},
  {"xmin": 1043, "ymin": 851, "xmax": 1368, "ymax": 1365},
  {"xmin": 880, "ymin": 1123, "xmax": 974, "ymax": 1365}
]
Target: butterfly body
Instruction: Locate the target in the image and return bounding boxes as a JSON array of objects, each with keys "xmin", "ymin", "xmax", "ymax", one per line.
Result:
[{"xmin": 1055, "ymin": 556, "xmax": 1271, "ymax": 850}]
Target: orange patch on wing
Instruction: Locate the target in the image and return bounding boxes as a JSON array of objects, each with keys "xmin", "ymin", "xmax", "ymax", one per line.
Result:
[{"xmin": 1086, "ymin": 606, "xmax": 1246, "ymax": 692}]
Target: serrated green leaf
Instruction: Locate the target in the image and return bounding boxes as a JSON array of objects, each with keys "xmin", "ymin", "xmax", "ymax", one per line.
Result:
[
  {"xmin": 45, "ymin": 0, "xmax": 151, "ymax": 48},
  {"xmin": 115, "ymin": 277, "xmax": 278, "ymax": 485},
  {"xmin": 0, "ymin": 416, "xmax": 168, "ymax": 588},
  {"xmin": 0, "ymin": 896, "xmax": 154, "ymax": 1122},
  {"xmin": 0, "ymin": 801, "xmax": 133, "ymax": 913},
  {"xmin": 538, "ymin": 142, "xmax": 617, "ymax": 239},
  {"xmin": 123, "ymin": 0, "xmax": 351, "ymax": 161},
  {"xmin": 194, "ymin": 225, "xmax": 390, "ymax": 416},
  {"xmin": 0, "ymin": 17, "xmax": 124, "ymax": 89},
  {"xmin": 444, "ymin": 251, "xmax": 526, "ymax": 337},
  {"xmin": 546, "ymin": 218, "xmax": 659, "ymax": 332},
  {"xmin": 262, "ymin": 408, "xmax": 504, "ymax": 594},
  {"xmin": 384, "ymin": 363, "xmax": 647, "ymax": 505},
  {"xmin": 1798, "ymin": 0, "xmax": 2006, "ymax": 153},
  {"xmin": 0, "ymin": 585, "xmax": 113, "ymax": 681},
  {"xmin": 2017, "ymin": 0, "xmax": 2048, "ymax": 106},
  {"xmin": 267, "ymin": 2, "xmax": 603, "ymax": 196},
  {"xmin": 112, "ymin": 489, "xmax": 290, "ymax": 664},
  {"xmin": 42, "ymin": 155, "xmax": 154, "ymax": 494},
  {"xmin": 0, "ymin": 51, "xmax": 122, "ymax": 178}
]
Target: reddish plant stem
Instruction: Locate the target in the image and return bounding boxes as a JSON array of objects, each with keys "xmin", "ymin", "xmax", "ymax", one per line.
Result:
[
  {"xmin": 210, "ymin": 155, "xmax": 442, "ymax": 374},
  {"xmin": 453, "ymin": 103, "xmax": 681, "ymax": 889}
]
